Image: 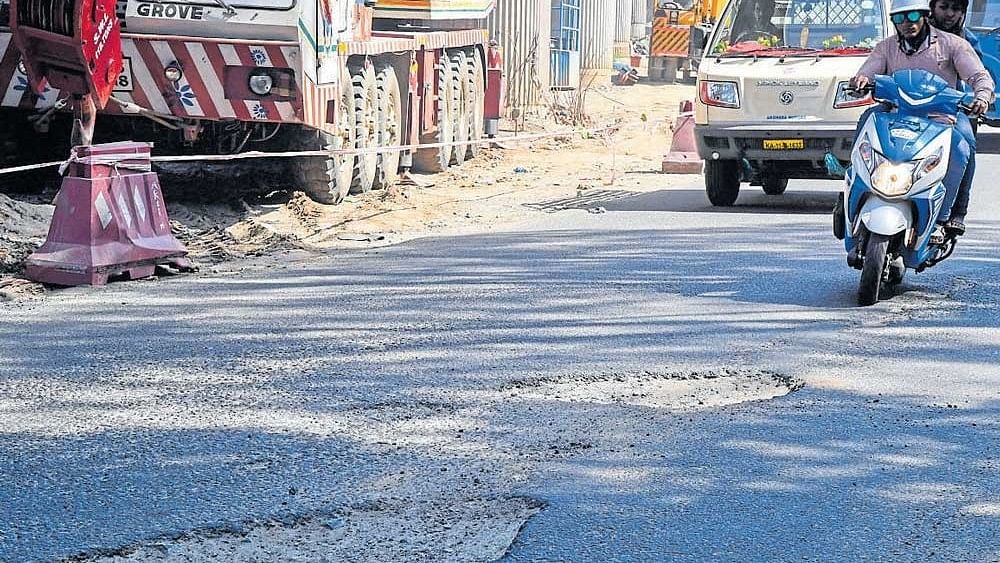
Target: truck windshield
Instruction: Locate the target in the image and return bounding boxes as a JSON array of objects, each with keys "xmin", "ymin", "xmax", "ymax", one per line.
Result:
[{"xmin": 709, "ymin": 0, "xmax": 885, "ymax": 56}]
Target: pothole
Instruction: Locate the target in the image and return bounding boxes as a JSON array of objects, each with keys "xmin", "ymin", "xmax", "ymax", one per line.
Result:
[
  {"xmin": 503, "ymin": 369, "xmax": 802, "ymax": 410},
  {"xmin": 75, "ymin": 496, "xmax": 542, "ymax": 562}
]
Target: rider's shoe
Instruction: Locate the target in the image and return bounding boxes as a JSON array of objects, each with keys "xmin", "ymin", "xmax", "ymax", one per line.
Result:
[
  {"xmin": 929, "ymin": 223, "xmax": 947, "ymax": 245},
  {"xmin": 944, "ymin": 216, "xmax": 966, "ymax": 236}
]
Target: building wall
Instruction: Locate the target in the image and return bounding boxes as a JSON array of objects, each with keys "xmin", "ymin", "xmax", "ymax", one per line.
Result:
[
  {"xmin": 580, "ymin": 0, "xmax": 615, "ymax": 69},
  {"xmin": 488, "ymin": 0, "xmax": 552, "ymax": 112}
]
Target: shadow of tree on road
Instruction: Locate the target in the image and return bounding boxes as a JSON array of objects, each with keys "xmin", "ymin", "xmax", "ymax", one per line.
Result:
[{"xmin": 1, "ymin": 220, "xmax": 999, "ymax": 561}]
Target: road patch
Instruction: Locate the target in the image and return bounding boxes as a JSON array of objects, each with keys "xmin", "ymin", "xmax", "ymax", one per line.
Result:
[{"xmin": 503, "ymin": 369, "xmax": 801, "ymax": 410}]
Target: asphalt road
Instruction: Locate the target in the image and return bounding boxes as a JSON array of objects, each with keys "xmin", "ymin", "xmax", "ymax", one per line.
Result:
[{"xmin": 2, "ymin": 157, "xmax": 999, "ymax": 562}]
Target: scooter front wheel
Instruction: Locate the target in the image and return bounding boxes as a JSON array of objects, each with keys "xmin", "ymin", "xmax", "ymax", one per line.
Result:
[{"xmin": 859, "ymin": 233, "xmax": 890, "ymax": 306}]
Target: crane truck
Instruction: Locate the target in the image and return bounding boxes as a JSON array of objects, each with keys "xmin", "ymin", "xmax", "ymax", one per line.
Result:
[
  {"xmin": 647, "ymin": 0, "xmax": 725, "ymax": 81},
  {"xmin": 0, "ymin": 0, "xmax": 503, "ymax": 204}
]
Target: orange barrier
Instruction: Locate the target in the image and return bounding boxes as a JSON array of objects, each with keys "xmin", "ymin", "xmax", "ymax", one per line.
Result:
[
  {"xmin": 661, "ymin": 100, "xmax": 703, "ymax": 174},
  {"xmin": 24, "ymin": 142, "xmax": 192, "ymax": 286}
]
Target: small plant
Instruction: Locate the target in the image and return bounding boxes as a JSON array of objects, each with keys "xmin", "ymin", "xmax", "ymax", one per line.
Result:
[
  {"xmin": 714, "ymin": 40, "xmax": 730, "ymax": 53},
  {"xmin": 822, "ymin": 35, "xmax": 847, "ymax": 49},
  {"xmin": 756, "ymin": 34, "xmax": 780, "ymax": 48}
]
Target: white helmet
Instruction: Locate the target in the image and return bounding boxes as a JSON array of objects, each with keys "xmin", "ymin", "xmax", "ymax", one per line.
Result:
[{"xmin": 889, "ymin": 0, "xmax": 930, "ymax": 14}]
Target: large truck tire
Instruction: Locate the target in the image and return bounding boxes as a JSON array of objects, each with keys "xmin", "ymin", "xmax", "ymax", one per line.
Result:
[
  {"xmin": 288, "ymin": 78, "xmax": 355, "ymax": 205},
  {"xmin": 413, "ymin": 55, "xmax": 454, "ymax": 173},
  {"xmin": 705, "ymin": 159, "xmax": 741, "ymax": 206},
  {"xmin": 374, "ymin": 64, "xmax": 403, "ymax": 190},
  {"xmin": 350, "ymin": 65, "xmax": 378, "ymax": 193},
  {"xmin": 466, "ymin": 50, "xmax": 485, "ymax": 160},
  {"xmin": 448, "ymin": 51, "xmax": 470, "ymax": 166}
]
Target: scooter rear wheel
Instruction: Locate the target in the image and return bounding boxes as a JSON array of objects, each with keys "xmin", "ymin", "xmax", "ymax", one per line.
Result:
[{"xmin": 859, "ymin": 233, "xmax": 889, "ymax": 306}]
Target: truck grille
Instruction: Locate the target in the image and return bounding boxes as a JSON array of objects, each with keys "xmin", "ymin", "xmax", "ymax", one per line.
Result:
[
  {"xmin": 15, "ymin": 0, "xmax": 75, "ymax": 36},
  {"xmin": 703, "ymin": 136, "xmax": 730, "ymax": 149}
]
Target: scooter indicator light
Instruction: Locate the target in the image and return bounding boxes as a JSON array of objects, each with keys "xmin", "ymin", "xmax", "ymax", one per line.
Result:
[
  {"xmin": 859, "ymin": 140, "xmax": 872, "ymax": 167},
  {"xmin": 921, "ymin": 153, "xmax": 941, "ymax": 174}
]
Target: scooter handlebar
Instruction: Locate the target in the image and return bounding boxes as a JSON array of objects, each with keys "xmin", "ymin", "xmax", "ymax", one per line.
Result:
[
  {"xmin": 848, "ymin": 85, "xmax": 979, "ymax": 118},
  {"xmin": 844, "ymin": 84, "xmax": 874, "ymax": 98}
]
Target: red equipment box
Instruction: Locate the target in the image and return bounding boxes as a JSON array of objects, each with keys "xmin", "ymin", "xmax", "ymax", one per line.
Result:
[{"xmin": 8, "ymin": 0, "xmax": 123, "ymax": 108}]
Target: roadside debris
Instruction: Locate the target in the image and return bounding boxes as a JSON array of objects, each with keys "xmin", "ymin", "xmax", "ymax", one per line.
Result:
[
  {"xmin": 336, "ymin": 232, "xmax": 387, "ymax": 242},
  {"xmin": 0, "ymin": 193, "xmax": 52, "ymax": 274},
  {"xmin": 1, "ymin": 83, "xmax": 692, "ymax": 299},
  {"xmin": 0, "ymin": 277, "xmax": 45, "ymax": 301}
]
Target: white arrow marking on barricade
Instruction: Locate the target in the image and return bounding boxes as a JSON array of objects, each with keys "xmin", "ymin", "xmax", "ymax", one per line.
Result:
[
  {"xmin": 116, "ymin": 190, "xmax": 133, "ymax": 227},
  {"xmin": 94, "ymin": 192, "xmax": 113, "ymax": 230},
  {"xmin": 132, "ymin": 185, "xmax": 148, "ymax": 223}
]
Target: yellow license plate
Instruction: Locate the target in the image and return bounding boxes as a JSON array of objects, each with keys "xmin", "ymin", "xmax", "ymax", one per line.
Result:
[{"xmin": 763, "ymin": 139, "xmax": 805, "ymax": 150}]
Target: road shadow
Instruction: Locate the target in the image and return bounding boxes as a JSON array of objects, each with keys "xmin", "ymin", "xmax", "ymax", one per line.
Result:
[
  {"xmin": 973, "ymin": 130, "xmax": 1000, "ymax": 154},
  {"xmin": 2, "ymin": 219, "xmax": 1000, "ymax": 560},
  {"xmin": 502, "ymin": 390, "xmax": 1000, "ymax": 562}
]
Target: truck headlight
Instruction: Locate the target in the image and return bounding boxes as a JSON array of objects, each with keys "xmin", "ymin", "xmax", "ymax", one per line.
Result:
[
  {"xmin": 249, "ymin": 72, "xmax": 274, "ymax": 96},
  {"xmin": 699, "ymin": 80, "xmax": 740, "ymax": 109},
  {"xmin": 871, "ymin": 161, "xmax": 915, "ymax": 197},
  {"xmin": 164, "ymin": 65, "xmax": 183, "ymax": 83}
]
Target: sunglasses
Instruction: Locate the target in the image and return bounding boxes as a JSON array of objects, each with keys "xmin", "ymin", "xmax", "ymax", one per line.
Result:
[{"xmin": 891, "ymin": 10, "xmax": 924, "ymax": 24}]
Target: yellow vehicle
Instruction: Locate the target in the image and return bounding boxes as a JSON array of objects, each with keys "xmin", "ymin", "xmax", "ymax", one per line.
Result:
[{"xmin": 648, "ymin": 0, "xmax": 727, "ymax": 80}]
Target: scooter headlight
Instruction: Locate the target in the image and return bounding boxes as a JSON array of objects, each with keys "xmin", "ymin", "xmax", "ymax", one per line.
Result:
[{"xmin": 871, "ymin": 161, "xmax": 915, "ymax": 197}]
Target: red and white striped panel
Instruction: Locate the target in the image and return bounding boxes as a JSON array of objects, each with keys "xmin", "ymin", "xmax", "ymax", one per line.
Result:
[
  {"xmin": 0, "ymin": 32, "xmax": 314, "ymax": 125},
  {"xmin": 0, "ymin": 32, "xmax": 63, "ymax": 111},
  {"xmin": 111, "ymin": 37, "xmax": 302, "ymax": 123},
  {"xmin": 300, "ymin": 75, "xmax": 339, "ymax": 133}
]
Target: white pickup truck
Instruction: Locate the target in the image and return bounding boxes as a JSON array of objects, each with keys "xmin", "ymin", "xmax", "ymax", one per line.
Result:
[{"xmin": 694, "ymin": 0, "xmax": 890, "ymax": 205}]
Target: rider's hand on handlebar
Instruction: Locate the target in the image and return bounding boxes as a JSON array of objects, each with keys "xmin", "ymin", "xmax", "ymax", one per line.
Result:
[
  {"xmin": 970, "ymin": 98, "xmax": 989, "ymax": 117},
  {"xmin": 850, "ymin": 75, "xmax": 871, "ymax": 91}
]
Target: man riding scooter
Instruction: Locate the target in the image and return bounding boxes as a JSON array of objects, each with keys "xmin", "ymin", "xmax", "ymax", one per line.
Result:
[{"xmin": 850, "ymin": 0, "xmax": 993, "ymax": 245}]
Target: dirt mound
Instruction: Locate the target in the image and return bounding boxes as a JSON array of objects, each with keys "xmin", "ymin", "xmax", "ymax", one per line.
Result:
[
  {"xmin": 169, "ymin": 199, "xmax": 311, "ymax": 264},
  {"xmin": 0, "ymin": 193, "xmax": 52, "ymax": 273}
]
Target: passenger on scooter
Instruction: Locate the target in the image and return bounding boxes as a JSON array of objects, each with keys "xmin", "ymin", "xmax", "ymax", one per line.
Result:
[
  {"xmin": 931, "ymin": 0, "xmax": 982, "ymax": 58},
  {"xmin": 849, "ymin": 0, "xmax": 993, "ymax": 244},
  {"xmin": 930, "ymin": 0, "xmax": 982, "ymax": 235}
]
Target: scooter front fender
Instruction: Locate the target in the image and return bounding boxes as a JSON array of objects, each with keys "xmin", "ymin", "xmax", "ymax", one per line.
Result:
[{"xmin": 860, "ymin": 199, "xmax": 911, "ymax": 236}]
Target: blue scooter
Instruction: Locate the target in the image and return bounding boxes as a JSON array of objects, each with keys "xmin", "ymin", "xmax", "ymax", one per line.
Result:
[{"xmin": 832, "ymin": 70, "xmax": 972, "ymax": 306}]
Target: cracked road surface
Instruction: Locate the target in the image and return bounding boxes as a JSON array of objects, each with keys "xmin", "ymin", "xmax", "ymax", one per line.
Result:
[{"xmin": 2, "ymin": 157, "xmax": 1000, "ymax": 561}]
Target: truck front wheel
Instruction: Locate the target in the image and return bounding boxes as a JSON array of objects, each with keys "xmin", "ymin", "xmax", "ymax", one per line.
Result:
[{"xmin": 705, "ymin": 159, "xmax": 740, "ymax": 206}]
